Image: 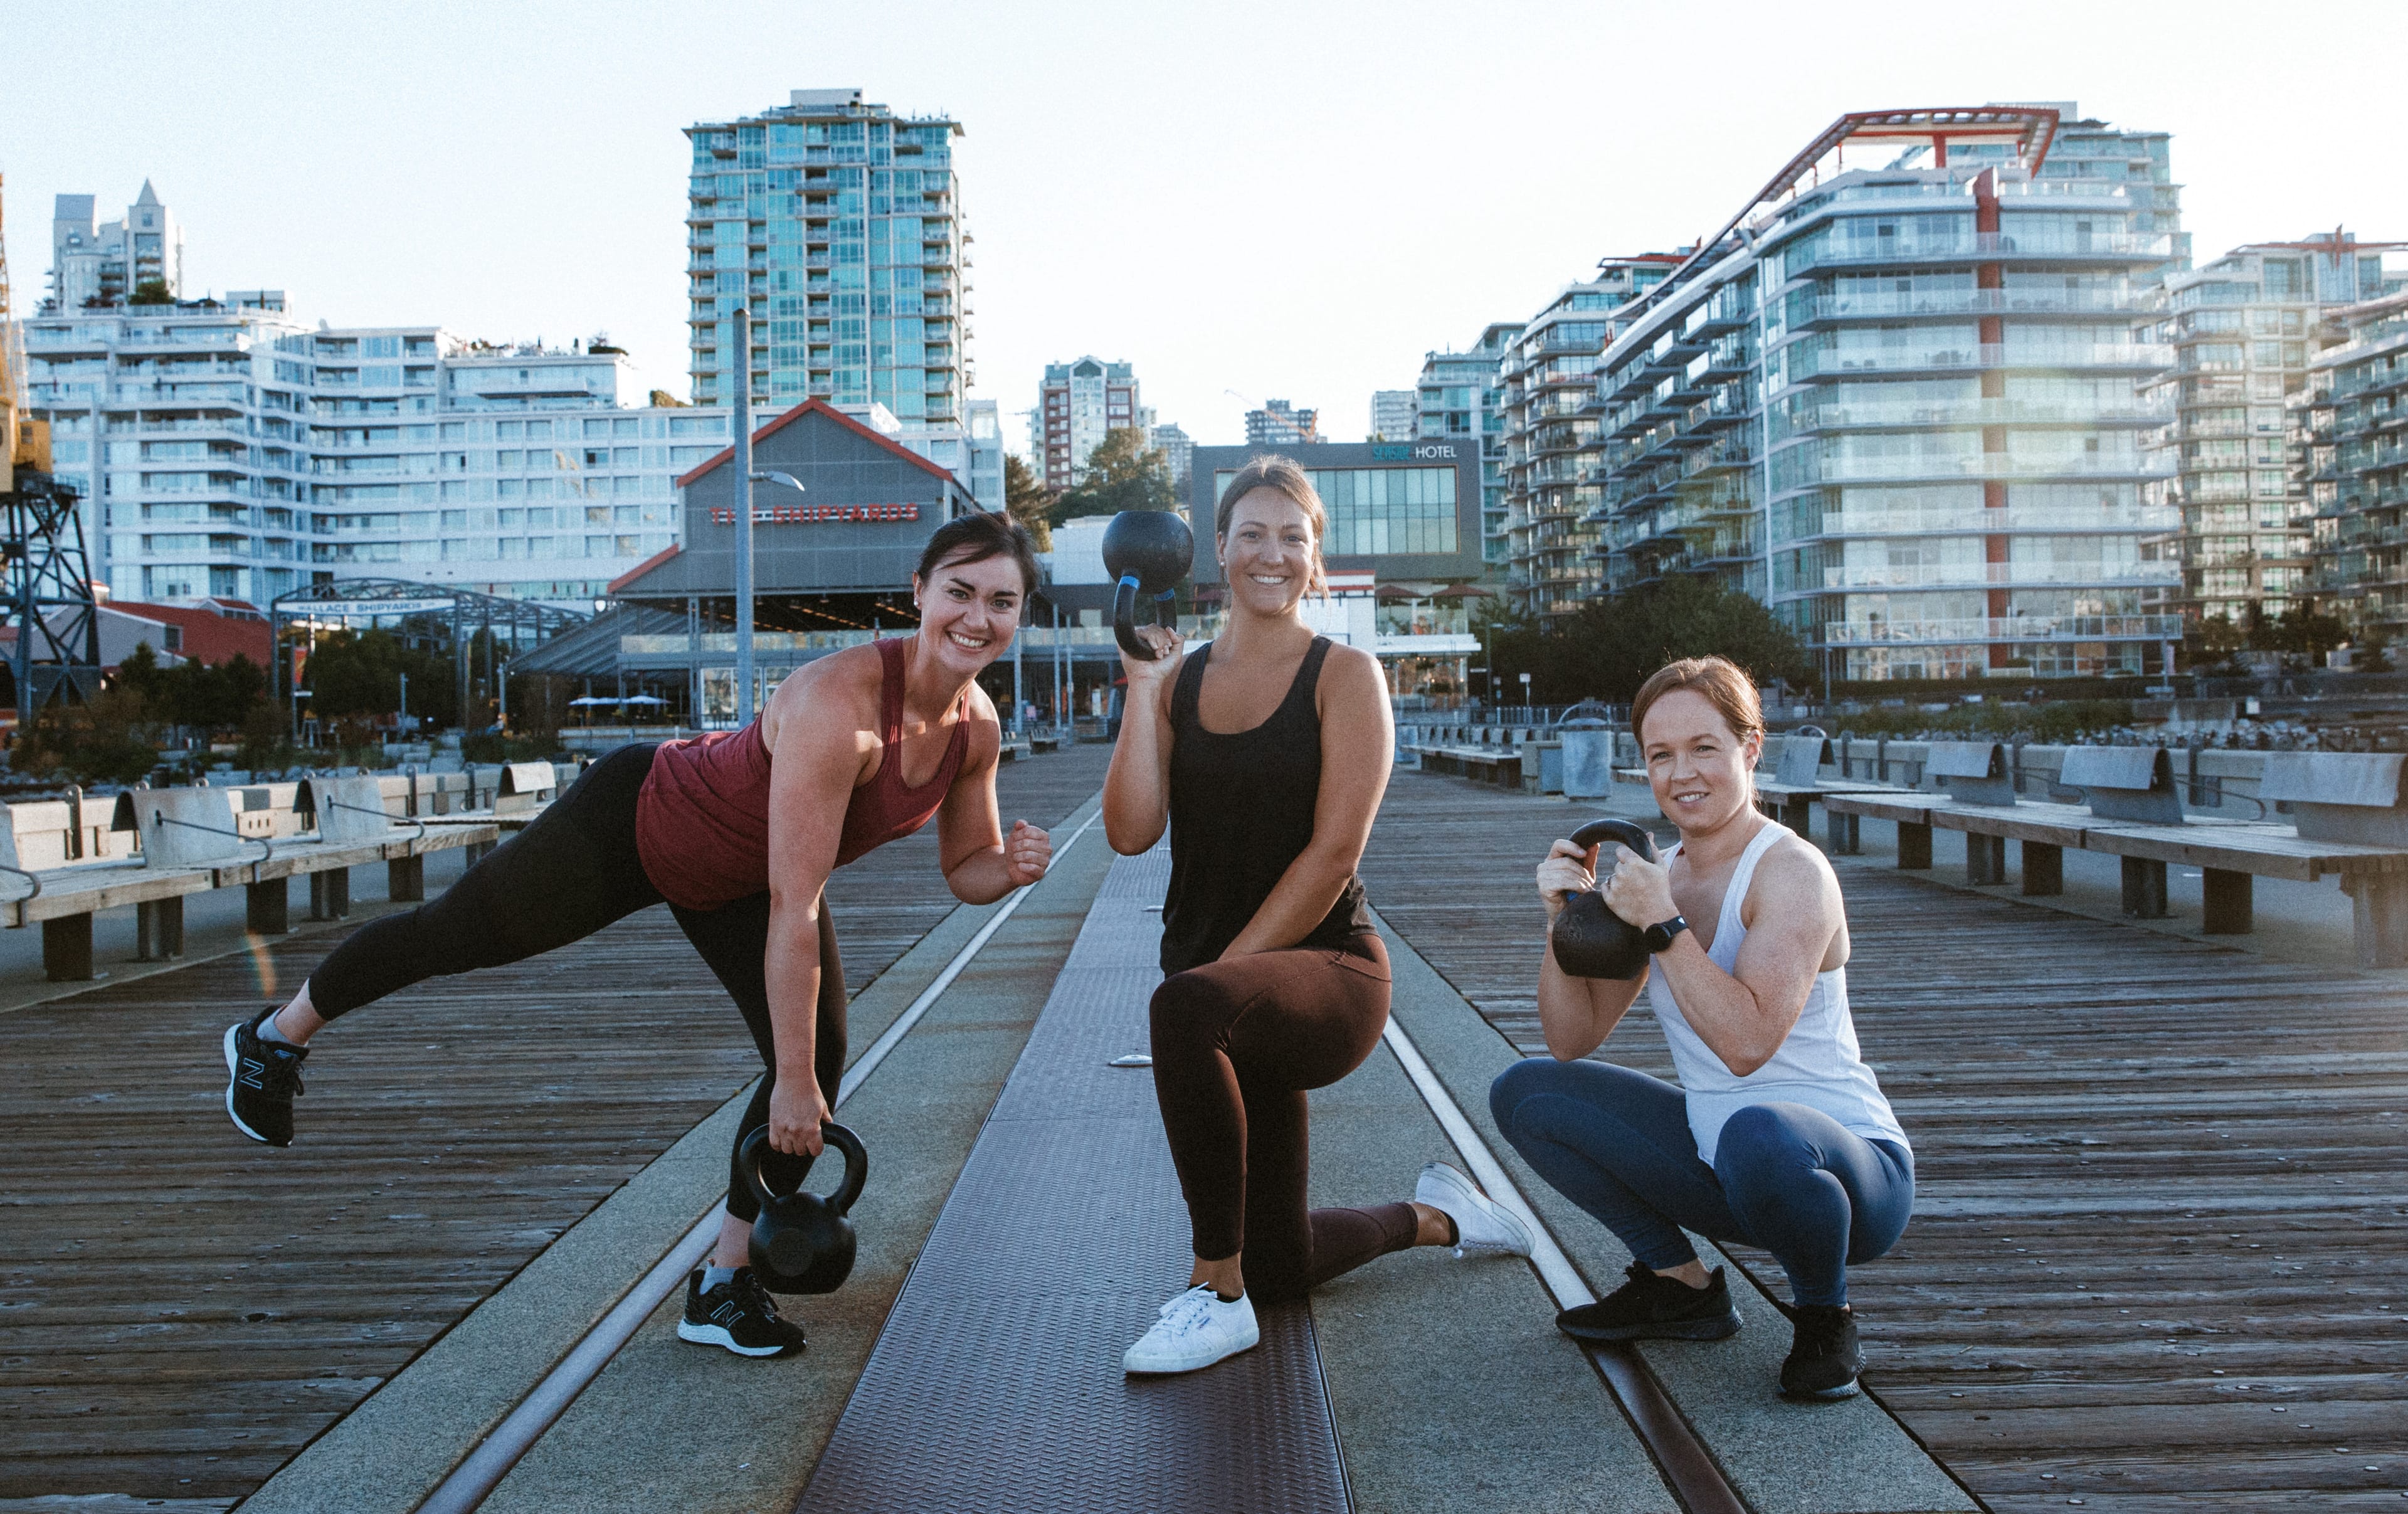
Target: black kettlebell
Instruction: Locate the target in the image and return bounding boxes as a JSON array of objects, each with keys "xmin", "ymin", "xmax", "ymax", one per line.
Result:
[
  {"xmin": 1549, "ymin": 818, "xmax": 1661, "ymax": 981},
  {"xmin": 1101, "ymin": 509, "xmax": 1195, "ymax": 660},
  {"xmin": 741, "ymin": 1123, "xmax": 867, "ymax": 1294}
]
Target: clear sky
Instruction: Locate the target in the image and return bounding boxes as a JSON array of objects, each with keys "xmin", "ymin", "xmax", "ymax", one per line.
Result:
[{"xmin": 8, "ymin": 0, "xmax": 2404, "ymax": 456}]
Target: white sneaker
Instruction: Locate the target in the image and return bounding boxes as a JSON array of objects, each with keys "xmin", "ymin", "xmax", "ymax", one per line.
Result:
[
  {"xmin": 1415, "ymin": 1162, "xmax": 1533, "ymax": 1258},
  {"xmin": 1122, "ymin": 1284, "xmax": 1260, "ymax": 1374}
]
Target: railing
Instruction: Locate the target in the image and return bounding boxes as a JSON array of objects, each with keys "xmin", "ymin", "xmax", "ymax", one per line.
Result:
[
  {"xmin": 1820, "ymin": 613, "xmax": 2187, "ymax": 645},
  {"xmin": 1816, "ymin": 506, "xmax": 2180, "ymax": 536},
  {"xmin": 1813, "ymin": 561, "xmax": 2178, "ymax": 590},
  {"xmin": 1775, "ymin": 398, "xmax": 2169, "ymax": 436},
  {"xmin": 1792, "ymin": 289, "xmax": 2152, "ymax": 320},
  {"xmin": 1795, "ymin": 452, "xmax": 2171, "ymax": 485}
]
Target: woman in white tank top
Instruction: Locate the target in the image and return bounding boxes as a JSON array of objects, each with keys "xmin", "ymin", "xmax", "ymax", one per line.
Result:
[{"xmin": 1489, "ymin": 656, "xmax": 1913, "ymax": 1400}]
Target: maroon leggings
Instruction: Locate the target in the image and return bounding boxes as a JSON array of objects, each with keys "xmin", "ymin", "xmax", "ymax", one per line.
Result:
[{"xmin": 1148, "ymin": 933, "xmax": 1418, "ymax": 1303}]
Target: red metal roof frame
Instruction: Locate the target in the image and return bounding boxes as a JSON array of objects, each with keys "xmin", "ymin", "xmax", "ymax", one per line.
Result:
[
  {"xmin": 607, "ymin": 543, "xmax": 680, "ymax": 594},
  {"xmin": 673, "ymin": 398, "xmax": 961, "ymax": 490},
  {"xmin": 1624, "ymin": 105, "xmax": 2062, "ymax": 323}
]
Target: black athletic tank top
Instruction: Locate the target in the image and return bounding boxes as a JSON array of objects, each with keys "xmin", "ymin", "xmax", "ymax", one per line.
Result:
[{"xmin": 1159, "ymin": 635, "xmax": 1375, "ymax": 975}]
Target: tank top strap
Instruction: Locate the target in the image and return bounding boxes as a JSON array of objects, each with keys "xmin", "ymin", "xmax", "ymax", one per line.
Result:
[
  {"xmin": 875, "ymin": 637, "xmax": 907, "ymax": 748},
  {"xmin": 1716, "ymin": 822, "xmax": 1787, "ymax": 945},
  {"xmin": 1274, "ymin": 636, "xmax": 1334, "ymax": 723},
  {"xmin": 1170, "ymin": 642, "xmax": 1212, "ymax": 732}
]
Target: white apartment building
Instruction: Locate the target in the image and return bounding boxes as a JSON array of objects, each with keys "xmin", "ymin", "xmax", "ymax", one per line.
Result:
[
  {"xmin": 1037, "ymin": 357, "xmax": 1150, "ymax": 489},
  {"xmin": 23, "ymin": 296, "xmax": 724, "ymax": 610},
  {"xmin": 1370, "ymin": 389, "xmax": 1417, "ymax": 442},
  {"xmin": 50, "ymin": 184, "xmax": 182, "ymax": 312}
]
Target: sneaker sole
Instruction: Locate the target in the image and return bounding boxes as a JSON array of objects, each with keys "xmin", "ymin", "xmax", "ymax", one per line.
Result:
[
  {"xmin": 1782, "ymin": 1378, "xmax": 1862, "ymax": 1400},
  {"xmin": 1557, "ymin": 1308, "xmax": 1743, "ymax": 1343},
  {"xmin": 676, "ymin": 1319, "xmax": 797, "ymax": 1358},
  {"xmin": 223, "ymin": 1024, "xmax": 283, "ymax": 1147},
  {"xmin": 1122, "ymin": 1325, "xmax": 1262, "ymax": 1375}
]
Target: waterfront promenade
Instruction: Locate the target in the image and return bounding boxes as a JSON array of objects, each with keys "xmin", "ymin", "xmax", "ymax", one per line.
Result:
[{"xmin": 2, "ymin": 745, "xmax": 2402, "ymax": 1512}]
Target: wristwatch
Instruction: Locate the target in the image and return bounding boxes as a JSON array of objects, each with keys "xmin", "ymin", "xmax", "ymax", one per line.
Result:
[{"xmin": 1643, "ymin": 916, "xmax": 1690, "ymax": 954}]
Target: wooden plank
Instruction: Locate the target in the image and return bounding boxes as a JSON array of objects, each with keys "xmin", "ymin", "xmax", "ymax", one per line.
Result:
[
  {"xmin": 2085, "ymin": 822, "xmax": 2408, "ymax": 881},
  {"xmin": 0, "ymin": 744, "xmax": 1111, "ymax": 1505},
  {"xmin": 1358, "ymin": 769, "xmax": 2408, "ymax": 1511}
]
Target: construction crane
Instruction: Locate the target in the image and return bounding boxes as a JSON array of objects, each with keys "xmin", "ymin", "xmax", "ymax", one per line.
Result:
[{"xmin": 0, "ymin": 172, "xmax": 102, "ymax": 723}]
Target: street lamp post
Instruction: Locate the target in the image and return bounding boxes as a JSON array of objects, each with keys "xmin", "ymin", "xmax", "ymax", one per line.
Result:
[
  {"xmin": 1519, "ymin": 670, "xmax": 1531, "ymax": 720},
  {"xmin": 745, "ymin": 467, "xmax": 805, "ymax": 720},
  {"xmin": 730, "ymin": 306, "xmax": 755, "ymax": 724}
]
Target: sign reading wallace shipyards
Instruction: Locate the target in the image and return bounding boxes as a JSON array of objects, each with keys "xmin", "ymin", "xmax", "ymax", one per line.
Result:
[
  {"xmin": 709, "ymin": 503, "xmax": 922, "ymax": 526},
  {"xmin": 302, "ymin": 597, "xmax": 459, "ymax": 617}
]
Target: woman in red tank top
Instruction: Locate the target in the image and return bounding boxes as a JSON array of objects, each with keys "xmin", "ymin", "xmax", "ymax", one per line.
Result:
[{"xmin": 221, "ymin": 513, "xmax": 1053, "ymax": 1359}]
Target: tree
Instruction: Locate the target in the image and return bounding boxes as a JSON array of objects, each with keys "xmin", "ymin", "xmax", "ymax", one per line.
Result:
[
  {"xmin": 1050, "ymin": 428, "xmax": 1175, "ymax": 525},
  {"xmin": 1004, "ymin": 453, "xmax": 1055, "ymax": 551},
  {"xmin": 302, "ymin": 628, "xmax": 458, "ymax": 727},
  {"xmin": 127, "ymin": 278, "xmax": 174, "ymax": 306},
  {"xmin": 1482, "ymin": 577, "xmax": 1814, "ymax": 706}
]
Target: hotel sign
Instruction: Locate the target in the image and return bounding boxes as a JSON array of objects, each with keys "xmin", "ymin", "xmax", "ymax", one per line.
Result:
[
  {"xmin": 1370, "ymin": 443, "xmax": 1459, "ymax": 462},
  {"xmin": 709, "ymin": 502, "xmax": 922, "ymax": 526}
]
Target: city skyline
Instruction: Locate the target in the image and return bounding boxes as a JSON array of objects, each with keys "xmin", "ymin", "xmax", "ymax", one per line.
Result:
[{"xmin": 9, "ymin": 1, "xmax": 2404, "ymax": 463}]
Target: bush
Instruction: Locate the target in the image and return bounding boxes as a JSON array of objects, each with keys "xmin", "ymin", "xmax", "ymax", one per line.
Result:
[
  {"xmin": 1832, "ymin": 698, "xmax": 2133, "ymax": 744},
  {"xmin": 460, "ymin": 731, "xmax": 566, "ymax": 765}
]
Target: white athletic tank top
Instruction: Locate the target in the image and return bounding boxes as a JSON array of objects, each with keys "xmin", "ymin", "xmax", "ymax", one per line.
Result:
[{"xmin": 1643, "ymin": 821, "xmax": 1909, "ymax": 1165}]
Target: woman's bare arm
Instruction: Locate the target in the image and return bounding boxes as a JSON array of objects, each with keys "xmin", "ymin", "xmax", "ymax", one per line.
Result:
[
  {"xmin": 1603, "ymin": 837, "xmax": 1840, "ymax": 1076},
  {"xmin": 1219, "ymin": 645, "xmax": 1390, "ymax": 958},
  {"xmin": 933, "ymin": 691, "xmax": 1050, "ymax": 903},
  {"xmin": 1102, "ymin": 625, "xmax": 1184, "ymax": 855},
  {"xmin": 760, "ymin": 664, "xmax": 874, "ymax": 1156}
]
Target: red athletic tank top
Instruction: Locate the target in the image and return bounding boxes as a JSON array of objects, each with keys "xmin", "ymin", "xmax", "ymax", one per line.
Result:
[{"xmin": 635, "ymin": 638, "xmax": 973, "ymax": 911}]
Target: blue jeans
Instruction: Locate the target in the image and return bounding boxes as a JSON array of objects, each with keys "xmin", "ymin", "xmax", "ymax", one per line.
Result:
[{"xmin": 1489, "ymin": 1058, "xmax": 1913, "ymax": 1308}]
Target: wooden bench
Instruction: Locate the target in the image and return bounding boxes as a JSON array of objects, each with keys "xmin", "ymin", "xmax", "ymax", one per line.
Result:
[
  {"xmin": 1413, "ymin": 744, "xmax": 1521, "ymax": 788},
  {"xmin": 1028, "ymin": 733, "xmax": 1063, "ymax": 755},
  {"xmin": 1752, "ymin": 729, "xmax": 1907, "ymax": 842},
  {"xmin": 1823, "ymin": 788, "xmax": 2408, "ymax": 967},
  {"xmin": 0, "ymin": 780, "xmax": 499, "ymax": 982}
]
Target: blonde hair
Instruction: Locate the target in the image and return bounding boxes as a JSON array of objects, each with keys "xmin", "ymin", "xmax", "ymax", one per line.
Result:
[
  {"xmin": 1631, "ymin": 655, "xmax": 1765, "ymax": 750},
  {"xmin": 1215, "ymin": 454, "xmax": 1328, "ymax": 596}
]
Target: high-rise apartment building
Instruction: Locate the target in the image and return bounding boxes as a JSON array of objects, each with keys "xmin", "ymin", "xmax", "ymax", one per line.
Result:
[
  {"xmin": 684, "ymin": 89, "xmax": 970, "ymax": 431},
  {"xmin": 50, "ymin": 184, "xmax": 182, "ymax": 310},
  {"xmin": 1419, "ymin": 324, "xmax": 1521, "ymax": 567},
  {"xmin": 1369, "ymin": 389, "xmax": 1417, "ymax": 443},
  {"xmin": 1501, "ymin": 258, "xmax": 1681, "ymax": 620},
  {"xmin": 1037, "ymin": 357, "xmax": 1149, "ymax": 489},
  {"xmin": 1585, "ymin": 105, "xmax": 2189, "ymax": 681},
  {"xmin": 1244, "ymin": 400, "xmax": 1318, "ymax": 447},
  {"xmin": 2152, "ymin": 233, "xmax": 2405, "ymax": 627},
  {"xmin": 1150, "ymin": 422, "xmax": 1193, "ymax": 495},
  {"xmin": 2300, "ymin": 275, "xmax": 2408, "ymax": 638},
  {"xmin": 24, "ymin": 298, "xmax": 712, "ymax": 608}
]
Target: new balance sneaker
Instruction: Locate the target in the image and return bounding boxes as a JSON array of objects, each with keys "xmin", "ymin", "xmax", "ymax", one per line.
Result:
[
  {"xmin": 223, "ymin": 1006, "xmax": 307, "ymax": 1148},
  {"xmin": 1413, "ymin": 1162, "xmax": 1533, "ymax": 1257},
  {"xmin": 1555, "ymin": 1261, "xmax": 1743, "ymax": 1343},
  {"xmin": 677, "ymin": 1268, "xmax": 807, "ymax": 1358},
  {"xmin": 1122, "ymin": 1284, "xmax": 1259, "ymax": 1375},
  {"xmin": 1780, "ymin": 1303, "xmax": 1864, "ymax": 1399}
]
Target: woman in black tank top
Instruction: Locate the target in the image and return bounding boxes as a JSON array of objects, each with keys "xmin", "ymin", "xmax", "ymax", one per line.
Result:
[{"xmin": 1102, "ymin": 457, "xmax": 1534, "ymax": 1375}]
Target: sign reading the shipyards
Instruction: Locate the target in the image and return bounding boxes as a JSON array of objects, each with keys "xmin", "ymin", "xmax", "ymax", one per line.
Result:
[
  {"xmin": 301, "ymin": 596, "xmax": 459, "ymax": 617},
  {"xmin": 709, "ymin": 503, "xmax": 922, "ymax": 526}
]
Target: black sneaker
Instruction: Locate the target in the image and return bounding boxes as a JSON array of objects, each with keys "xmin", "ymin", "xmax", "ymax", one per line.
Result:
[
  {"xmin": 1556, "ymin": 1261, "xmax": 1743, "ymax": 1343},
  {"xmin": 223, "ymin": 1006, "xmax": 307, "ymax": 1147},
  {"xmin": 1780, "ymin": 1303, "xmax": 1865, "ymax": 1399},
  {"xmin": 677, "ymin": 1267, "xmax": 807, "ymax": 1358}
]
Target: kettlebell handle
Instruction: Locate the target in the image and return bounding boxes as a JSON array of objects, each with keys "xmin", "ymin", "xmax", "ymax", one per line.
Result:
[
  {"xmin": 1112, "ymin": 575, "xmax": 1159, "ymax": 661},
  {"xmin": 1569, "ymin": 818, "xmax": 1658, "ymax": 864},
  {"xmin": 739, "ymin": 1122, "xmax": 870, "ymax": 1217}
]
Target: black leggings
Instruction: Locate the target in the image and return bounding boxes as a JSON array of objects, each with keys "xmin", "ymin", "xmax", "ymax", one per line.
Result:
[
  {"xmin": 1148, "ymin": 933, "xmax": 1418, "ymax": 1305},
  {"xmin": 307, "ymin": 741, "xmax": 847, "ymax": 1224}
]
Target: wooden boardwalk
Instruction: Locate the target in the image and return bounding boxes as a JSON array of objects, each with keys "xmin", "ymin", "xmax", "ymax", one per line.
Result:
[
  {"xmin": 0, "ymin": 744, "xmax": 1111, "ymax": 1508},
  {"xmin": 1358, "ymin": 770, "xmax": 2408, "ymax": 1513}
]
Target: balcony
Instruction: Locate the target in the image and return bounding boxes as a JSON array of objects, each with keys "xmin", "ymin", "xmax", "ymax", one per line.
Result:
[
  {"xmin": 1790, "ymin": 230, "xmax": 2177, "ymax": 272},
  {"xmin": 1812, "ymin": 560, "xmax": 2180, "ymax": 591},
  {"xmin": 1785, "ymin": 288, "xmax": 2152, "ymax": 326},
  {"xmin": 1782, "ymin": 341, "xmax": 2172, "ymax": 382},
  {"xmin": 1795, "ymin": 451, "xmax": 2171, "ymax": 488},
  {"xmin": 1772, "ymin": 397, "xmax": 2169, "ymax": 440},
  {"xmin": 1819, "ymin": 613, "xmax": 2187, "ymax": 646},
  {"xmin": 1814, "ymin": 504, "xmax": 2180, "ymax": 537}
]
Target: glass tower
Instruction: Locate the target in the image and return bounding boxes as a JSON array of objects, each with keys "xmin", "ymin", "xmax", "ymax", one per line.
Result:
[
  {"xmin": 1417, "ymin": 322, "xmax": 1521, "ymax": 568},
  {"xmin": 1588, "ymin": 105, "xmax": 2194, "ymax": 681},
  {"xmin": 685, "ymin": 89, "xmax": 968, "ymax": 425}
]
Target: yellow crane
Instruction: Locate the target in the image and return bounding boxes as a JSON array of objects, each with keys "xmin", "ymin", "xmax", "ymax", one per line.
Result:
[{"xmin": 2, "ymin": 170, "xmax": 56, "ymax": 496}]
